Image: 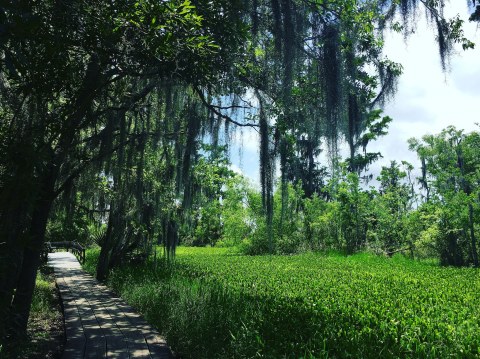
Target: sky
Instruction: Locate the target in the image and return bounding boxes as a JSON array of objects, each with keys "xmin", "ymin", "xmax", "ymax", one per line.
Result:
[
  {"xmin": 369, "ymin": 1, "xmax": 480, "ymax": 177},
  {"xmin": 229, "ymin": 2, "xmax": 480, "ymax": 187}
]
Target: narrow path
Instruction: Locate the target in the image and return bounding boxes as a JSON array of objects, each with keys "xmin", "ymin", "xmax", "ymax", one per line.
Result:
[{"xmin": 48, "ymin": 252, "xmax": 174, "ymax": 359}]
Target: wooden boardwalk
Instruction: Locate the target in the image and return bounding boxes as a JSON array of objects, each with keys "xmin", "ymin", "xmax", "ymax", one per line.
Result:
[{"xmin": 48, "ymin": 252, "xmax": 174, "ymax": 359}]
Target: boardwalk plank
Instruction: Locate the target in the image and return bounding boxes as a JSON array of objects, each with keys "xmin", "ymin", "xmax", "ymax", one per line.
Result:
[
  {"xmin": 84, "ymin": 338, "xmax": 106, "ymax": 359},
  {"xmin": 49, "ymin": 252, "xmax": 174, "ymax": 359},
  {"xmin": 62, "ymin": 337, "xmax": 86, "ymax": 359}
]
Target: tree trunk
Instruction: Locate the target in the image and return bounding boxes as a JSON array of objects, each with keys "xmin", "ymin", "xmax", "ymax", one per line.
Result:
[
  {"xmin": 9, "ymin": 249, "xmax": 42, "ymax": 337},
  {"xmin": 96, "ymin": 213, "xmax": 115, "ymax": 281},
  {"xmin": 0, "ymin": 244, "xmax": 24, "ymax": 341},
  {"xmin": 0, "ymin": 173, "xmax": 35, "ymax": 340},
  {"xmin": 8, "ymin": 173, "xmax": 55, "ymax": 337},
  {"xmin": 468, "ymin": 203, "xmax": 478, "ymax": 267}
]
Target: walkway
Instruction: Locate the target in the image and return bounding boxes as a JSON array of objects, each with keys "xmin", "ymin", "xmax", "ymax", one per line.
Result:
[{"xmin": 48, "ymin": 252, "xmax": 174, "ymax": 359}]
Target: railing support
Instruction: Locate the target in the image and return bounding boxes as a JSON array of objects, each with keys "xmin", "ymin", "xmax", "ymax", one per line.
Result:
[{"xmin": 43, "ymin": 241, "xmax": 86, "ymax": 264}]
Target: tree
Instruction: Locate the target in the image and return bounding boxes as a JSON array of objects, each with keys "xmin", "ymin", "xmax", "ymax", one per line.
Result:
[
  {"xmin": 232, "ymin": 0, "xmax": 473, "ymax": 250},
  {"xmin": 409, "ymin": 126, "xmax": 480, "ymax": 266},
  {"xmin": 180, "ymin": 144, "xmax": 236, "ymax": 247},
  {"xmin": 373, "ymin": 161, "xmax": 414, "ymax": 254},
  {"xmin": 0, "ymin": 0, "xmax": 247, "ymax": 339},
  {"xmin": 346, "ymin": 110, "xmax": 393, "ymax": 180}
]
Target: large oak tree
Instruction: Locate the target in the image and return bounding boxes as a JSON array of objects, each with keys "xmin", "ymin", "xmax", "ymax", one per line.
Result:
[{"xmin": 0, "ymin": 0, "xmax": 246, "ymax": 339}]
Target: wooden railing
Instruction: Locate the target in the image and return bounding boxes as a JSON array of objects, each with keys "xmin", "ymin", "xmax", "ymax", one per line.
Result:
[{"xmin": 43, "ymin": 241, "xmax": 86, "ymax": 264}]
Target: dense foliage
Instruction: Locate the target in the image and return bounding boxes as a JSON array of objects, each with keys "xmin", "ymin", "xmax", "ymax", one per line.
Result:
[
  {"xmin": 0, "ymin": 0, "xmax": 248, "ymax": 338},
  {"xmin": 410, "ymin": 126, "xmax": 480, "ymax": 266},
  {"xmin": 159, "ymin": 127, "xmax": 479, "ymax": 268},
  {"xmin": 84, "ymin": 247, "xmax": 480, "ymax": 358}
]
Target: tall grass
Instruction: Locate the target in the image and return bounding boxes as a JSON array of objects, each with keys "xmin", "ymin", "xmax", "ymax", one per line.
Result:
[
  {"xmin": 84, "ymin": 248, "xmax": 251, "ymax": 357},
  {"xmin": 84, "ymin": 247, "xmax": 480, "ymax": 358},
  {"xmin": 30, "ymin": 271, "xmax": 58, "ymax": 321}
]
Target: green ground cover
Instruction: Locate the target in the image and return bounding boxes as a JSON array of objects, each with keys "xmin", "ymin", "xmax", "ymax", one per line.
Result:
[
  {"xmin": 84, "ymin": 247, "xmax": 480, "ymax": 358},
  {"xmin": 1, "ymin": 268, "xmax": 64, "ymax": 358}
]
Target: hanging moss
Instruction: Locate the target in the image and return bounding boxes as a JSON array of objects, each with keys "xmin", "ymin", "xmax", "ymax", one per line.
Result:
[
  {"xmin": 257, "ymin": 91, "xmax": 274, "ymax": 252},
  {"xmin": 322, "ymin": 23, "xmax": 343, "ymax": 157},
  {"xmin": 400, "ymin": 0, "xmax": 418, "ymax": 34},
  {"xmin": 56, "ymin": 0, "xmax": 464, "ymax": 267},
  {"xmin": 271, "ymin": 0, "xmax": 283, "ymax": 54},
  {"xmin": 435, "ymin": 18, "xmax": 451, "ymax": 71}
]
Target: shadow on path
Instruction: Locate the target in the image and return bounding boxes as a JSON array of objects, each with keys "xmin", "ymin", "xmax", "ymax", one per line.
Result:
[{"xmin": 48, "ymin": 252, "xmax": 173, "ymax": 359}]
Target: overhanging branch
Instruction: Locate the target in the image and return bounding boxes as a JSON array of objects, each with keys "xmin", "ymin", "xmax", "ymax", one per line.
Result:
[{"xmin": 194, "ymin": 86, "xmax": 259, "ymax": 128}]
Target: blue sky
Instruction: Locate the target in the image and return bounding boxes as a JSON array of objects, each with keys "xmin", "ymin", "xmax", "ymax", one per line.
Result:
[{"xmin": 229, "ymin": 2, "xmax": 480, "ymax": 187}]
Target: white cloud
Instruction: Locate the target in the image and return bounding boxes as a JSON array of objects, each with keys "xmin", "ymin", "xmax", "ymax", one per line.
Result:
[{"xmin": 372, "ymin": 2, "xmax": 480, "ymax": 176}]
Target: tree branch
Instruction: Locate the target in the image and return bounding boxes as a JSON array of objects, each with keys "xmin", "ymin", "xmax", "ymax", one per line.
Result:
[{"xmin": 193, "ymin": 86, "xmax": 259, "ymax": 128}]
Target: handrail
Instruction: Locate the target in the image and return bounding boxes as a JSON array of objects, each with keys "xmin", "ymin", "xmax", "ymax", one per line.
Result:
[{"xmin": 43, "ymin": 241, "xmax": 86, "ymax": 264}]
